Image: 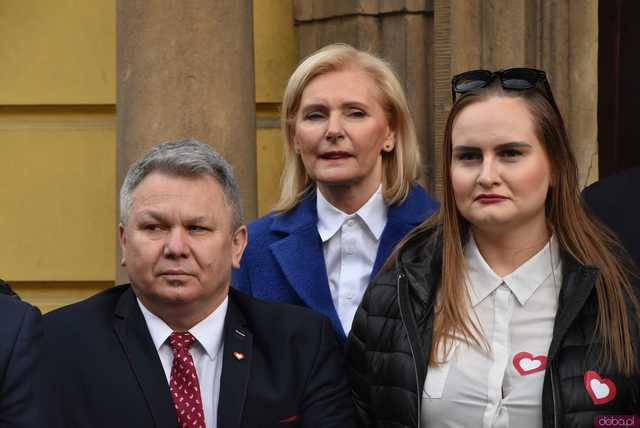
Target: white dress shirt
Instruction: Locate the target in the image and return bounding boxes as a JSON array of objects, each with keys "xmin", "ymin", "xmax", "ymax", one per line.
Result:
[
  {"xmin": 138, "ymin": 297, "xmax": 228, "ymax": 428},
  {"xmin": 422, "ymin": 235, "xmax": 562, "ymax": 428},
  {"xmin": 317, "ymin": 186, "xmax": 387, "ymax": 335}
]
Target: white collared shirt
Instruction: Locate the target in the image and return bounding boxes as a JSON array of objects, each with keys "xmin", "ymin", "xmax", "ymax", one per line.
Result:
[
  {"xmin": 317, "ymin": 186, "xmax": 387, "ymax": 335},
  {"xmin": 422, "ymin": 235, "xmax": 562, "ymax": 428},
  {"xmin": 138, "ymin": 297, "xmax": 228, "ymax": 428}
]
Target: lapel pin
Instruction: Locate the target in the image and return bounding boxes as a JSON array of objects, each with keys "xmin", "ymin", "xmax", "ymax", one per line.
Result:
[
  {"xmin": 233, "ymin": 351, "xmax": 245, "ymax": 360},
  {"xmin": 234, "ymin": 328, "xmax": 246, "ymax": 338}
]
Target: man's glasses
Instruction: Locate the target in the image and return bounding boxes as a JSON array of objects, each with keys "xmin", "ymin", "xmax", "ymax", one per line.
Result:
[{"xmin": 451, "ymin": 68, "xmax": 559, "ymax": 112}]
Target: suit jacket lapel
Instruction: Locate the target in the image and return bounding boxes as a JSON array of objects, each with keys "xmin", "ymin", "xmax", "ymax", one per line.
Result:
[
  {"xmin": 269, "ymin": 195, "xmax": 344, "ymax": 338},
  {"xmin": 217, "ymin": 290, "xmax": 253, "ymax": 428},
  {"xmin": 112, "ymin": 287, "xmax": 178, "ymax": 428}
]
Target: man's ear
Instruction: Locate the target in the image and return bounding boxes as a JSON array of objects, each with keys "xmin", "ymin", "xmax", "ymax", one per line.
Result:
[
  {"xmin": 118, "ymin": 223, "xmax": 128, "ymax": 266},
  {"xmin": 231, "ymin": 225, "xmax": 248, "ymax": 269}
]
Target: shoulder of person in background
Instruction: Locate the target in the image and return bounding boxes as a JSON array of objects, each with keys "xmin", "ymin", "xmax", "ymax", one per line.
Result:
[
  {"xmin": 0, "ymin": 278, "xmax": 18, "ymax": 297},
  {"xmin": 0, "ymin": 278, "xmax": 47, "ymax": 428},
  {"xmin": 582, "ymin": 166, "xmax": 640, "ymax": 268}
]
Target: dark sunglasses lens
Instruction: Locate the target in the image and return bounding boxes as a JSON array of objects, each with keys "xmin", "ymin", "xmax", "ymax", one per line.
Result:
[
  {"xmin": 453, "ymin": 70, "xmax": 492, "ymax": 93},
  {"xmin": 502, "ymin": 69, "xmax": 539, "ymax": 90},
  {"xmin": 502, "ymin": 78, "xmax": 534, "ymax": 89},
  {"xmin": 455, "ymin": 79, "xmax": 487, "ymax": 92}
]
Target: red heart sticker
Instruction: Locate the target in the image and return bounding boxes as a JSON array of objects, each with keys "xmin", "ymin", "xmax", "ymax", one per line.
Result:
[
  {"xmin": 513, "ymin": 352, "xmax": 547, "ymax": 376},
  {"xmin": 584, "ymin": 370, "xmax": 616, "ymax": 405}
]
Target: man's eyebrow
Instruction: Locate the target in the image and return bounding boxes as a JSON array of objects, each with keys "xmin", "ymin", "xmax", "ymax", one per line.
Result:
[
  {"xmin": 187, "ymin": 216, "xmax": 210, "ymax": 224},
  {"xmin": 136, "ymin": 210, "xmax": 164, "ymax": 221}
]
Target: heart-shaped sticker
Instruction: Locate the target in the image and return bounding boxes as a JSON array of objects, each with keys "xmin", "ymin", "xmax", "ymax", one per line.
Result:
[
  {"xmin": 584, "ymin": 370, "xmax": 617, "ymax": 405},
  {"xmin": 513, "ymin": 352, "xmax": 547, "ymax": 376}
]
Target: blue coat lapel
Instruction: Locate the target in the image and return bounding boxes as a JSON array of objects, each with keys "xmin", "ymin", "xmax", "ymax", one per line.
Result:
[
  {"xmin": 372, "ymin": 185, "xmax": 437, "ymax": 277},
  {"xmin": 267, "ymin": 185, "xmax": 436, "ymax": 340},
  {"xmin": 373, "ymin": 219, "xmax": 412, "ymax": 276},
  {"xmin": 269, "ymin": 195, "xmax": 344, "ymax": 338}
]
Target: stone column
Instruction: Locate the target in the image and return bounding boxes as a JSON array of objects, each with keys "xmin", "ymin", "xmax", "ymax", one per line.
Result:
[
  {"xmin": 433, "ymin": 0, "xmax": 598, "ymax": 194},
  {"xmin": 117, "ymin": 0, "xmax": 256, "ymax": 281},
  {"xmin": 294, "ymin": 0, "xmax": 437, "ymax": 193}
]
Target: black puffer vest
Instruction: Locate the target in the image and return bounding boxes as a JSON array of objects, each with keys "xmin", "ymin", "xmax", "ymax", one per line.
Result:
[{"xmin": 346, "ymin": 230, "xmax": 640, "ymax": 427}]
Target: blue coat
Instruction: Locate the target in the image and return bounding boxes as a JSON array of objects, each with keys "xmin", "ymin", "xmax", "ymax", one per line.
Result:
[{"xmin": 232, "ymin": 184, "xmax": 438, "ymax": 340}]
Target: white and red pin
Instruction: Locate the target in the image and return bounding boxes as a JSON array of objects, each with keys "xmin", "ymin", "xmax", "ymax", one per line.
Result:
[
  {"xmin": 513, "ymin": 352, "xmax": 547, "ymax": 376},
  {"xmin": 584, "ymin": 370, "xmax": 617, "ymax": 405},
  {"xmin": 233, "ymin": 351, "xmax": 245, "ymax": 361}
]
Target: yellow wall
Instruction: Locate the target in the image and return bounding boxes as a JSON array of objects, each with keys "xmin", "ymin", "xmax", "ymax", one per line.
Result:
[
  {"xmin": 254, "ymin": 0, "xmax": 296, "ymax": 215},
  {"xmin": 0, "ymin": 1, "xmax": 115, "ymax": 105},
  {"xmin": 1, "ymin": 1, "xmax": 296, "ymax": 311},
  {"xmin": 1, "ymin": 0, "xmax": 117, "ymax": 310}
]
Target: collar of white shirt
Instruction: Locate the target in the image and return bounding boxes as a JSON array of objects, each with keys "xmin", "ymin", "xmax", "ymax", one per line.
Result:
[
  {"xmin": 316, "ymin": 185, "xmax": 387, "ymax": 242},
  {"xmin": 465, "ymin": 234, "xmax": 561, "ymax": 307},
  {"xmin": 137, "ymin": 296, "xmax": 228, "ymax": 361}
]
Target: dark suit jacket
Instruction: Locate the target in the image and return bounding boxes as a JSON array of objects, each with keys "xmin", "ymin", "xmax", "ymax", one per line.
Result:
[
  {"xmin": 0, "ymin": 293, "xmax": 45, "ymax": 428},
  {"xmin": 582, "ymin": 166, "xmax": 640, "ymax": 267},
  {"xmin": 43, "ymin": 285, "xmax": 354, "ymax": 428},
  {"xmin": 232, "ymin": 184, "xmax": 438, "ymax": 340}
]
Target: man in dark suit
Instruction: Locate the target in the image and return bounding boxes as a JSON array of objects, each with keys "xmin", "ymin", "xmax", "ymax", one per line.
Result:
[
  {"xmin": 0, "ymin": 280, "xmax": 46, "ymax": 428},
  {"xmin": 43, "ymin": 139, "xmax": 354, "ymax": 428},
  {"xmin": 582, "ymin": 165, "xmax": 640, "ymax": 267}
]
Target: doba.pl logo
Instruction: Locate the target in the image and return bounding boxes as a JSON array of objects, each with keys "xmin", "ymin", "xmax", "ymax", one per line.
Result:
[{"xmin": 594, "ymin": 415, "xmax": 640, "ymax": 427}]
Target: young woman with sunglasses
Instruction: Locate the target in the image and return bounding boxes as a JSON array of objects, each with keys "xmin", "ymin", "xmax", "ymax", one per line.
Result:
[{"xmin": 346, "ymin": 68, "xmax": 640, "ymax": 427}]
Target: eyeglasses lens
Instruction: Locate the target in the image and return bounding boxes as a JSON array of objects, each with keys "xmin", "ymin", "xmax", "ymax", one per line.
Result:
[
  {"xmin": 454, "ymin": 70, "xmax": 493, "ymax": 94},
  {"xmin": 502, "ymin": 78, "xmax": 534, "ymax": 89},
  {"xmin": 455, "ymin": 79, "xmax": 487, "ymax": 93},
  {"xmin": 501, "ymin": 69, "xmax": 539, "ymax": 90}
]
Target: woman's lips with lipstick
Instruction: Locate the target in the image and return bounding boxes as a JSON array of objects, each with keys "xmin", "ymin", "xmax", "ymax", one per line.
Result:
[
  {"xmin": 320, "ymin": 151, "xmax": 352, "ymax": 160},
  {"xmin": 475, "ymin": 193, "xmax": 508, "ymax": 204}
]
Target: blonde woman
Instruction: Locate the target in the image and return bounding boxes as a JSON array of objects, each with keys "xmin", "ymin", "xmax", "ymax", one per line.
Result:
[
  {"xmin": 233, "ymin": 44, "xmax": 437, "ymax": 340},
  {"xmin": 346, "ymin": 68, "xmax": 640, "ymax": 426}
]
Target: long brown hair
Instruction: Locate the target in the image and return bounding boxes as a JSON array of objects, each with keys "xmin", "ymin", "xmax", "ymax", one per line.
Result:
[{"xmin": 393, "ymin": 82, "xmax": 639, "ymax": 374}]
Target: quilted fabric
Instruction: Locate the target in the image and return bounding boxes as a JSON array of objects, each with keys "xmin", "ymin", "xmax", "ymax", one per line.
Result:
[{"xmin": 346, "ymin": 229, "xmax": 640, "ymax": 427}]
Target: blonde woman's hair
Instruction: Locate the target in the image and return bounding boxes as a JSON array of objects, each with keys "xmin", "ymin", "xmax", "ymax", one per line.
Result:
[
  {"xmin": 274, "ymin": 43, "xmax": 422, "ymax": 212},
  {"xmin": 390, "ymin": 81, "xmax": 640, "ymax": 375}
]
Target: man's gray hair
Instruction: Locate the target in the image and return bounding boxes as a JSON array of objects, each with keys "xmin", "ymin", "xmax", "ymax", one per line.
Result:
[{"xmin": 119, "ymin": 138, "xmax": 243, "ymax": 230}]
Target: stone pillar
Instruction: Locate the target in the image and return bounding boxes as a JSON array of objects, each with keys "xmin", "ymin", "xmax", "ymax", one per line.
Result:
[
  {"xmin": 433, "ymin": 0, "xmax": 598, "ymax": 194},
  {"xmin": 117, "ymin": 0, "xmax": 256, "ymax": 281},
  {"xmin": 294, "ymin": 0, "xmax": 437, "ymax": 193}
]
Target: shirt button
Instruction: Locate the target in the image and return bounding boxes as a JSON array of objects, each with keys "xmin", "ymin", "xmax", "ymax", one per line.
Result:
[
  {"xmin": 345, "ymin": 293, "xmax": 353, "ymax": 300},
  {"xmin": 346, "ymin": 219, "xmax": 356, "ymax": 227}
]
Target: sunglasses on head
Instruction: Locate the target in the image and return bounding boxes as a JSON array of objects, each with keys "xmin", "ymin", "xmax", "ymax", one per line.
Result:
[{"xmin": 451, "ymin": 67, "xmax": 559, "ymax": 112}]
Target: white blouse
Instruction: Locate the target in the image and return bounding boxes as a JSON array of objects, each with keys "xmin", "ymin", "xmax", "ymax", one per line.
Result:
[
  {"xmin": 316, "ymin": 186, "xmax": 387, "ymax": 335},
  {"xmin": 421, "ymin": 235, "xmax": 562, "ymax": 428}
]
